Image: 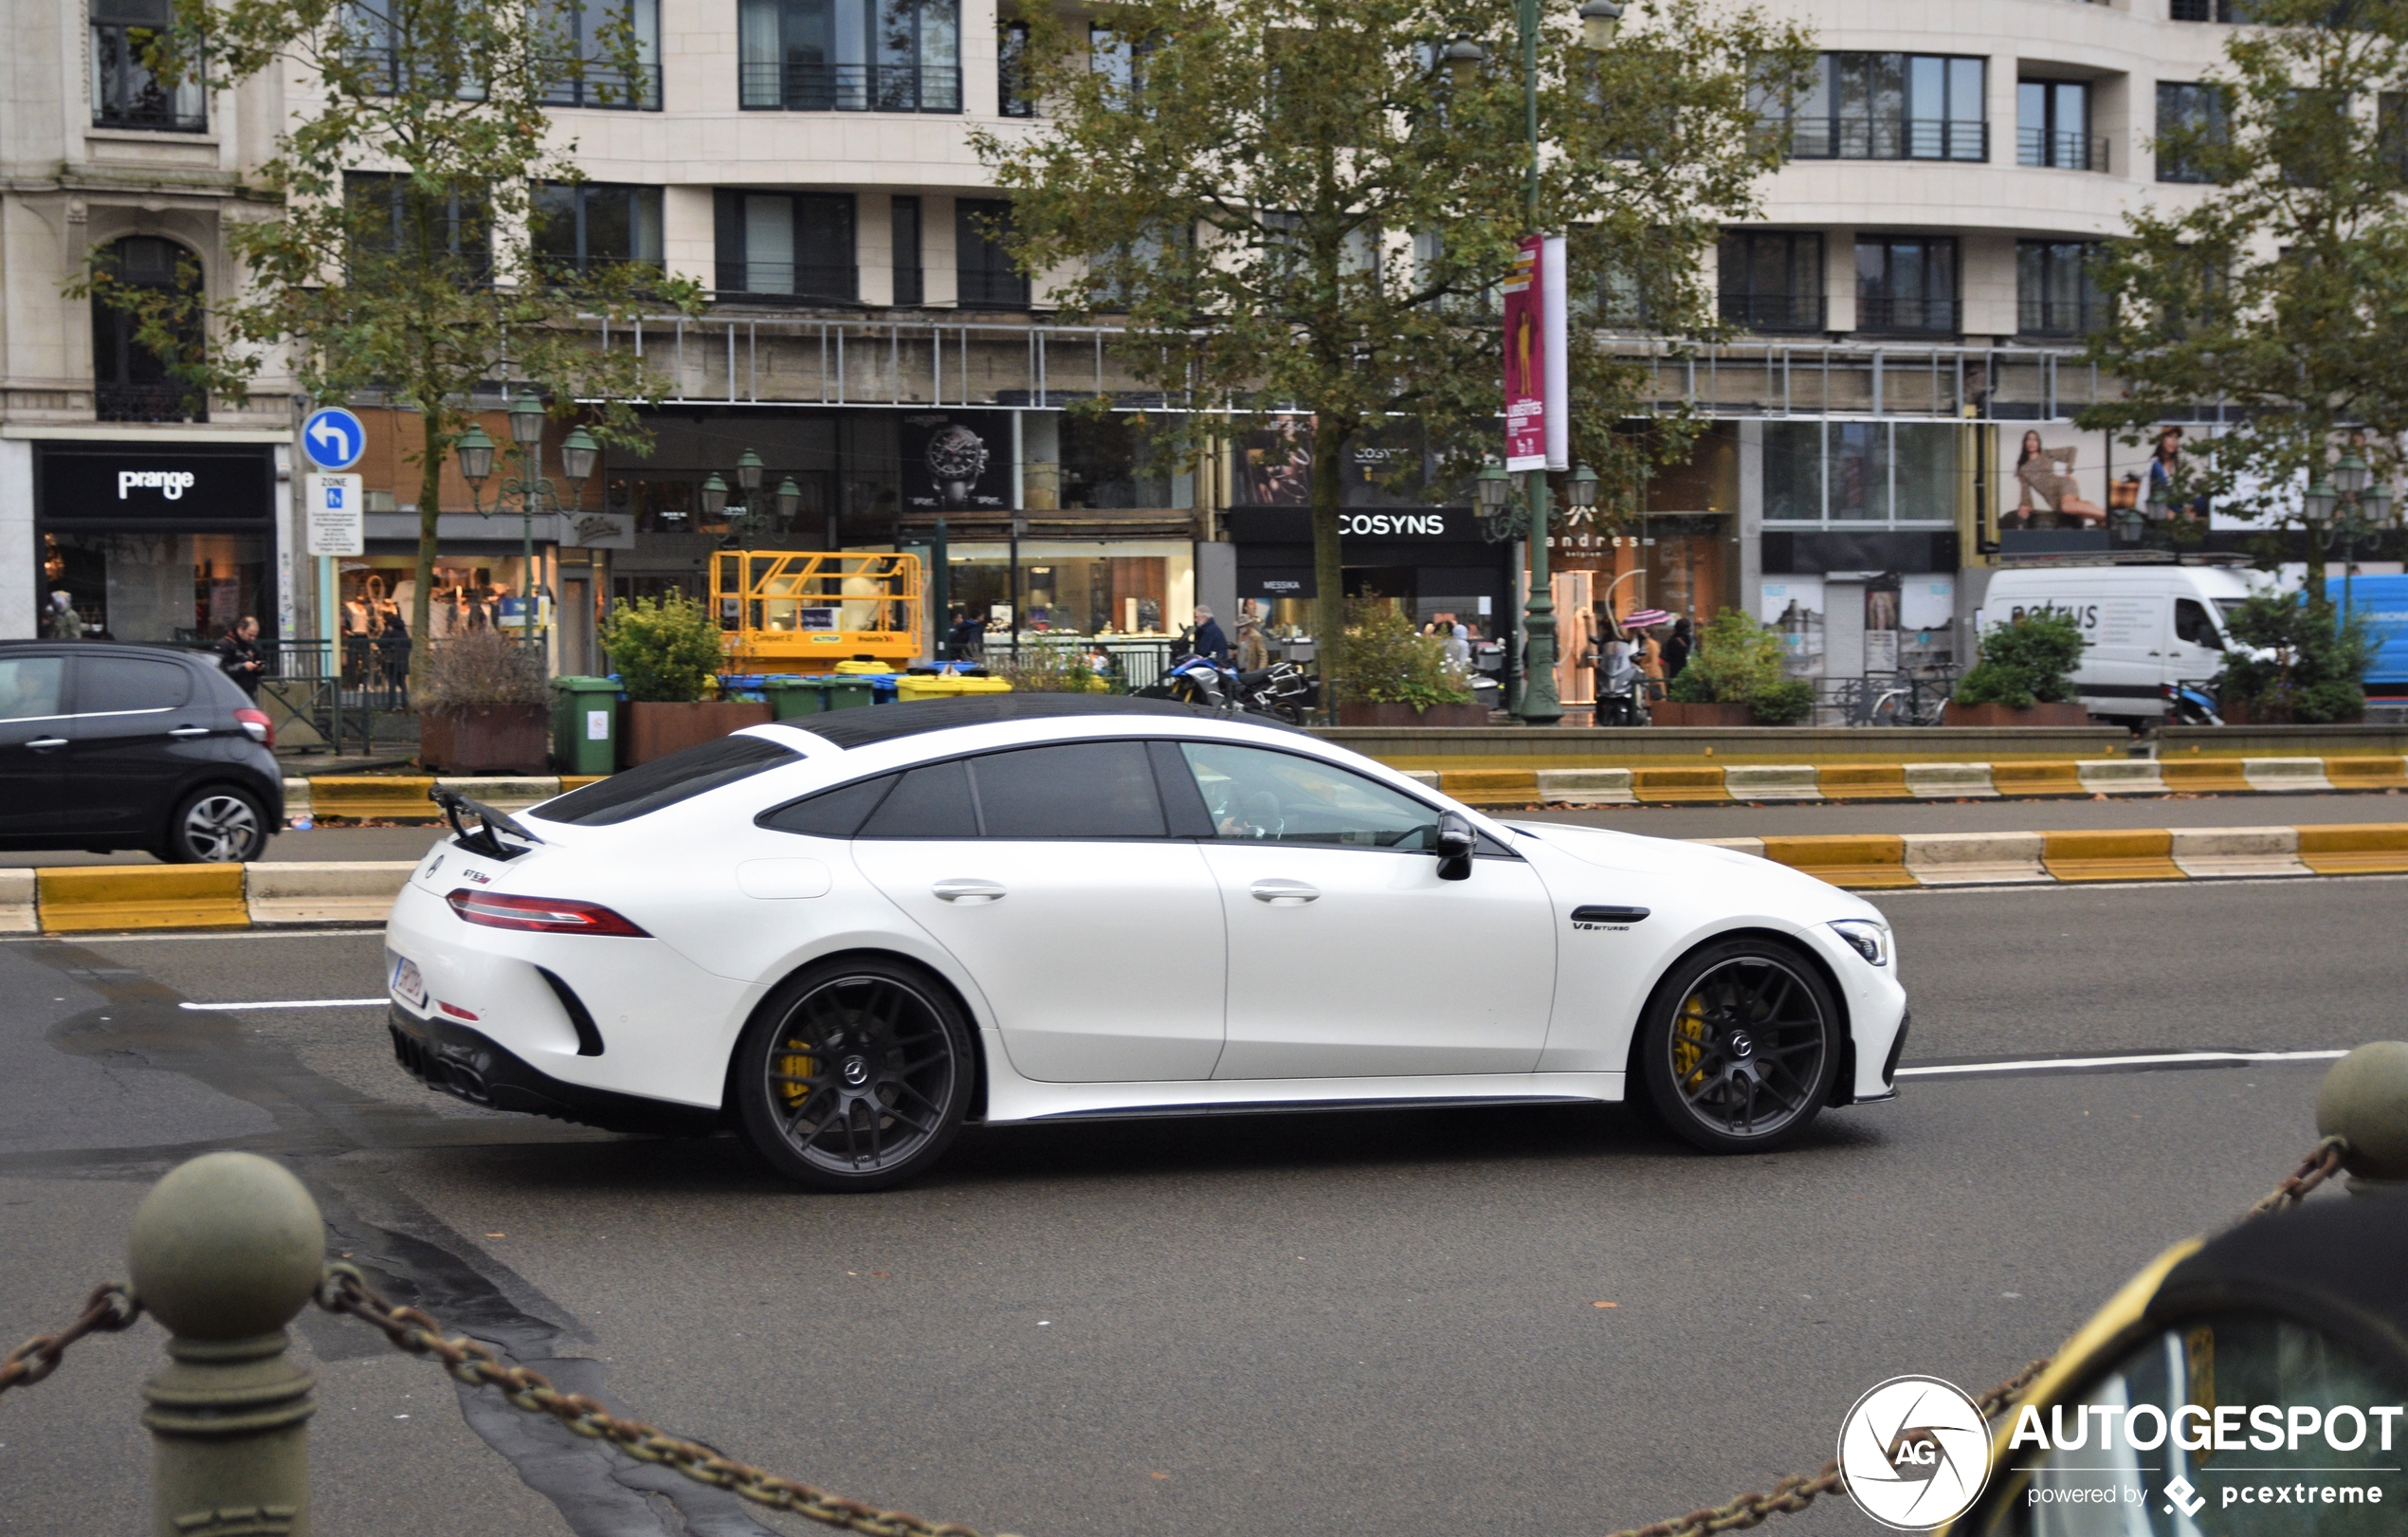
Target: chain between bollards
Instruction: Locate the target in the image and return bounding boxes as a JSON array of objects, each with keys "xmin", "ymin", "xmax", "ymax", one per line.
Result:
[{"xmin": 0, "ymin": 1282, "xmax": 141, "ymax": 1398}]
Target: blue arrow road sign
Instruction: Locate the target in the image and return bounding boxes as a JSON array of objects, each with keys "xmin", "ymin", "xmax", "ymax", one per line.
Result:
[{"xmin": 301, "ymin": 406, "xmax": 366, "ymax": 470}]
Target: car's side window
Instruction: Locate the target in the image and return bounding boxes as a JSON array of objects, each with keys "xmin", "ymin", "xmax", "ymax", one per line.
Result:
[
  {"xmin": 858, "ymin": 759, "xmax": 979, "ymax": 838},
  {"xmin": 0, "ymin": 657, "xmax": 67, "ymax": 721},
  {"xmin": 1177, "ymin": 742, "xmax": 1439, "ymax": 850},
  {"xmin": 972, "ymin": 741, "xmax": 1165, "ymax": 838},
  {"xmin": 757, "ymin": 774, "xmax": 898, "ymax": 837},
  {"xmin": 2174, "ymin": 597, "xmax": 2223, "ymax": 650},
  {"xmin": 74, "ymin": 657, "xmax": 191, "ymax": 715}
]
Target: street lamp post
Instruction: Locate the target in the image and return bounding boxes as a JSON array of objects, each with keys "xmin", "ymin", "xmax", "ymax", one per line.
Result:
[
  {"xmin": 457, "ymin": 396, "xmax": 596, "ymax": 651},
  {"xmin": 1453, "ymin": 0, "xmax": 1619, "ymax": 725},
  {"xmin": 2316, "ymin": 448, "xmax": 2396, "ymax": 616}
]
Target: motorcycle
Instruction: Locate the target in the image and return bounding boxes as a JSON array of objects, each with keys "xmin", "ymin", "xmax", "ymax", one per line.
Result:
[
  {"xmin": 1139, "ymin": 654, "xmax": 1316, "ymax": 723},
  {"xmin": 1594, "ymin": 640, "xmax": 1651, "ymax": 727}
]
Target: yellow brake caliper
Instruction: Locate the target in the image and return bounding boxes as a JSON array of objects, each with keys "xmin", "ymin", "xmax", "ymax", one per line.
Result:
[
  {"xmin": 1672, "ymin": 992, "xmax": 1708, "ymax": 1091},
  {"xmin": 777, "ymin": 1038, "xmax": 816, "ymax": 1111}
]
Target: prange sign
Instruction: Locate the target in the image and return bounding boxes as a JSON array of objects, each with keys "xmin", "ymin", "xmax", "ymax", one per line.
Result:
[{"xmin": 35, "ymin": 444, "xmax": 276, "ymax": 528}]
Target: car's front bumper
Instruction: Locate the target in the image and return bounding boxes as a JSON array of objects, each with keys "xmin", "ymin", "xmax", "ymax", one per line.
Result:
[{"xmin": 388, "ymin": 1004, "xmax": 721, "ymax": 1136}]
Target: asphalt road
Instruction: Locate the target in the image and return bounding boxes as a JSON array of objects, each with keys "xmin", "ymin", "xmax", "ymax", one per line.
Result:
[
  {"xmin": 6, "ymin": 789, "xmax": 2405, "ymax": 867},
  {"xmin": 0, "ymin": 879, "xmax": 2394, "ymax": 1534}
]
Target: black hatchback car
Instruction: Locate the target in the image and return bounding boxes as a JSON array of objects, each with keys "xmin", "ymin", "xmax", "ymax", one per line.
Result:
[{"xmin": 0, "ymin": 641, "xmax": 283, "ymax": 863}]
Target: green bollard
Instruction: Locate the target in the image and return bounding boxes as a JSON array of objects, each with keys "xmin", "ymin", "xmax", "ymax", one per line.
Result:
[
  {"xmin": 128, "ymin": 1152, "xmax": 326, "ymax": 1537},
  {"xmin": 2315, "ymin": 1040, "xmax": 2408, "ymax": 1191}
]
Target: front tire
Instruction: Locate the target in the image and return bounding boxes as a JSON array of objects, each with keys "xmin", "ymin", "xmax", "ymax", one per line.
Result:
[
  {"xmin": 1639, "ymin": 940, "xmax": 1840, "ymax": 1154},
  {"xmin": 733, "ymin": 957, "xmax": 973, "ymax": 1192},
  {"xmin": 163, "ymin": 786, "xmax": 270, "ymax": 864}
]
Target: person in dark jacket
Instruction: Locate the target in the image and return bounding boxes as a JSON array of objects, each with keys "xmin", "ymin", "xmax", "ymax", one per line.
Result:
[
  {"xmin": 216, "ymin": 616, "xmax": 265, "ymax": 699},
  {"xmin": 1190, "ymin": 606, "xmax": 1230, "ymax": 662},
  {"xmin": 1660, "ymin": 616, "xmax": 1693, "ymax": 679}
]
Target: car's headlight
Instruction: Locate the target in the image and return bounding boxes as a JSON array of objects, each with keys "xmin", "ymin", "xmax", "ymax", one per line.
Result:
[{"xmin": 1828, "ymin": 919, "xmax": 1889, "ymax": 967}]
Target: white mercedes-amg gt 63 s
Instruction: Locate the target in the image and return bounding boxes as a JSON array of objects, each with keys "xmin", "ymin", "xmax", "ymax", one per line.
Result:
[{"xmin": 385, "ymin": 696, "xmax": 1907, "ymax": 1190}]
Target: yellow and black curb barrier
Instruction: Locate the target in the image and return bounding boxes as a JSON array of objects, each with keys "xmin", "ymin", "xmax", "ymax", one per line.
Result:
[
  {"xmin": 284, "ymin": 774, "xmax": 604, "ymax": 824},
  {"xmin": 8, "ymin": 822, "xmax": 2408, "ymax": 934},
  {"xmin": 1404, "ymin": 754, "xmax": 2408, "ymax": 806}
]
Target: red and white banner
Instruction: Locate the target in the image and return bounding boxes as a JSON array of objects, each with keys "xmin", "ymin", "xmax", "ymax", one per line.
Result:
[
  {"xmin": 1503, "ymin": 234, "xmax": 1570, "ymax": 472},
  {"xmin": 1502, "ymin": 236, "xmax": 1544, "ymax": 471}
]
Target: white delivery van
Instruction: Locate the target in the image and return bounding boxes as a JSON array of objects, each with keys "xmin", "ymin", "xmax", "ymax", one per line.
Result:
[{"xmin": 1978, "ymin": 564, "xmax": 2268, "ymax": 723}]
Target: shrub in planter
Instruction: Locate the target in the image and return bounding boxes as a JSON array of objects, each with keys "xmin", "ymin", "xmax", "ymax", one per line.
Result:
[
  {"xmin": 601, "ymin": 589, "xmax": 765, "ymax": 765},
  {"xmin": 418, "ymin": 628, "xmax": 550, "ymax": 773},
  {"xmin": 1330, "ymin": 599, "xmax": 1475, "ymax": 719},
  {"xmin": 1952, "ymin": 611, "xmax": 2086, "ymax": 710},
  {"xmin": 2212, "ymin": 594, "xmax": 2370, "ymax": 723},
  {"xmin": 1746, "ymin": 676, "xmax": 1816, "ymax": 725}
]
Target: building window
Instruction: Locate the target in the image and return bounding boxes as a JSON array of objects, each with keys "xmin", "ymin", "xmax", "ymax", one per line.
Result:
[
  {"xmin": 2170, "ymin": 0, "xmax": 2250, "ymax": 20},
  {"xmin": 2016, "ymin": 241, "xmax": 2107, "ymax": 337},
  {"xmin": 1855, "ymin": 237, "xmax": 1958, "ymax": 336},
  {"xmin": 714, "ymin": 191, "xmax": 858, "ymax": 302},
  {"xmin": 346, "ymin": 172, "xmax": 493, "ymax": 284},
  {"xmin": 1718, "ymin": 230, "xmax": 1825, "ymax": 332},
  {"xmin": 892, "ymin": 196, "xmax": 923, "ymax": 305},
  {"xmin": 537, "ymin": 0, "xmax": 661, "ymax": 109},
  {"xmin": 533, "ymin": 183, "xmax": 664, "ymax": 275},
  {"xmin": 957, "ymin": 199, "xmax": 1029, "ymax": 308},
  {"xmin": 1770, "ymin": 54, "xmax": 1986, "ymax": 162},
  {"xmin": 2156, "ymin": 82, "xmax": 2230, "ymax": 183},
  {"xmin": 998, "ymin": 19, "xmax": 1034, "ymax": 117},
  {"xmin": 91, "ymin": 0, "xmax": 205, "ymax": 132},
  {"xmin": 92, "ymin": 237, "xmax": 207, "ymax": 423},
  {"xmin": 2381, "ymin": 93, "xmax": 2408, "ymax": 178},
  {"xmin": 1763, "ymin": 421, "xmax": 1960, "ymax": 525},
  {"xmin": 738, "ymin": 0, "xmax": 961, "ymax": 113},
  {"xmin": 2018, "ymin": 79, "xmax": 2101, "ymax": 170}
]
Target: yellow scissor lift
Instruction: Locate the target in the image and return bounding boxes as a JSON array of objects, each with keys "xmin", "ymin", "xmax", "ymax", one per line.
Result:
[{"xmin": 712, "ymin": 550, "xmax": 924, "ymax": 675}]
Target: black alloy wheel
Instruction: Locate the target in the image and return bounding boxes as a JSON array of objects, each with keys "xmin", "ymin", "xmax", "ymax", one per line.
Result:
[
  {"xmin": 164, "ymin": 786, "xmax": 270, "ymax": 864},
  {"xmin": 734, "ymin": 958, "xmax": 972, "ymax": 1191},
  {"xmin": 1638, "ymin": 940, "xmax": 1840, "ymax": 1153}
]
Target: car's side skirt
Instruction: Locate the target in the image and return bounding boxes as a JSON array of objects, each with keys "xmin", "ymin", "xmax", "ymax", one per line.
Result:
[{"xmin": 990, "ymin": 1071, "xmax": 1624, "ymax": 1125}]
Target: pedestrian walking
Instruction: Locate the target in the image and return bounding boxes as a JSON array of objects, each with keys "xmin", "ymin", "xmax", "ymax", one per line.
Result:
[
  {"xmin": 1661, "ymin": 616, "xmax": 1692, "ymax": 679},
  {"xmin": 217, "ymin": 615, "xmax": 266, "ymax": 699},
  {"xmin": 45, "ymin": 591, "xmax": 84, "ymax": 640}
]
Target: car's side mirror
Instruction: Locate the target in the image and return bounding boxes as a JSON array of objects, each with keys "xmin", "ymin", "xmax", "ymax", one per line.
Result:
[{"xmin": 1434, "ymin": 811, "xmax": 1475, "ymax": 882}]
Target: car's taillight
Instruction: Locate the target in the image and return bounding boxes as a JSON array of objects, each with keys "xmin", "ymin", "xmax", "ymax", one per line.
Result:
[
  {"xmin": 234, "ymin": 706, "xmax": 273, "ymax": 746},
  {"xmin": 445, "ymin": 889, "xmax": 651, "ymax": 937}
]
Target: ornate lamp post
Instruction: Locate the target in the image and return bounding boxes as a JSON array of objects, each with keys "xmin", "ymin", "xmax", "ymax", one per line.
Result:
[
  {"xmin": 1447, "ymin": 0, "xmax": 1619, "ymax": 724},
  {"xmin": 457, "ymin": 395, "xmax": 594, "ymax": 646},
  {"xmin": 2316, "ymin": 448, "xmax": 2396, "ymax": 614}
]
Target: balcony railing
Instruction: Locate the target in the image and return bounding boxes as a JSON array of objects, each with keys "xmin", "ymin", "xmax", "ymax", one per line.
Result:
[
  {"xmin": 538, "ymin": 59, "xmax": 662, "ymax": 110},
  {"xmin": 97, "ymin": 384, "xmax": 207, "ymax": 423},
  {"xmin": 738, "ymin": 61, "xmax": 962, "ymax": 113},
  {"xmin": 92, "ymin": 25, "xmax": 206, "ymax": 132},
  {"xmin": 1720, "ymin": 293, "xmax": 1828, "ymax": 333},
  {"xmin": 1855, "ymin": 296, "xmax": 1961, "ymax": 336},
  {"xmin": 2016, "ymin": 299, "xmax": 2107, "ymax": 338},
  {"xmin": 713, "ymin": 263, "xmax": 860, "ymax": 304},
  {"xmin": 958, "ymin": 268, "xmax": 1032, "ymax": 308},
  {"xmin": 2017, "ymin": 127, "xmax": 2109, "ymax": 171},
  {"xmin": 1786, "ymin": 118, "xmax": 1988, "ymax": 162}
]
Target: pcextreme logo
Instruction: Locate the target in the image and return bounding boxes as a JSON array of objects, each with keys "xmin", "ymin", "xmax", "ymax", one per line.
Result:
[{"xmin": 1837, "ymin": 1376, "xmax": 1993, "ymax": 1531}]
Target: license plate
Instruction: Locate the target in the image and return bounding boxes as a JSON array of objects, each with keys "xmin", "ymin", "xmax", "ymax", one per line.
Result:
[{"xmin": 390, "ymin": 952, "xmax": 428, "ymax": 1011}]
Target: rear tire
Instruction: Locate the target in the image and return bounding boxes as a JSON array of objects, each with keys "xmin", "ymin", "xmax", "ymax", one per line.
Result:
[
  {"xmin": 1639, "ymin": 939, "xmax": 1840, "ymax": 1154},
  {"xmin": 733, "ymin": 957, "xmax": 973, "ymax": 1192},
  {"xmin": 163, "ymin": 786, "xmax": 270, "ymax": 864}
]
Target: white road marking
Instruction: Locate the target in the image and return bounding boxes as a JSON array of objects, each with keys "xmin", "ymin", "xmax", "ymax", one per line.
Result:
[
  {"xmin": 1898, "ymin": 1048, "xmax": 2349, "ymax": 1078},
  {"xmin": 180, "ymin": 997, "xmax": 387, "ymax": 1012}
]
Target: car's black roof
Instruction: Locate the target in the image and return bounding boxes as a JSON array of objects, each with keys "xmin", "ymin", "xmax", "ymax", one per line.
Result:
[
  {"xmin": 797, "ymin": 694, "xmax": 1287, "ymax": 750},
  {"xmin": 0, "ymin": 639, "xmax": 211, "ymax": 662}
]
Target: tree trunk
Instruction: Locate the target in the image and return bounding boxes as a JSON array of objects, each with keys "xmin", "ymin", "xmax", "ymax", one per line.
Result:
[
  {"xmin": 409, "ymin": 406, "xmax": 447, "ymax": 700},
  {"xmin": 1309, "ymin": 413, "xmax": 1349, "ymax": 718}
]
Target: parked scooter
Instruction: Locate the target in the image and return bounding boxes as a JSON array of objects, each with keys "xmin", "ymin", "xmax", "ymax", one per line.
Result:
[
  {"xmin": 1595, "ymin": 639, "xmax": 1651, "ymax": 726},
  {"xmin": 2163, "ymin": 678, "xmax": 2223, "ymax": 727}
]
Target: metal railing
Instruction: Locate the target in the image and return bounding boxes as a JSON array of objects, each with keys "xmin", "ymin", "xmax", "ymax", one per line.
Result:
[
  {"xmin": 1785, "ymin": 118, "xmax": 1988, "ymax": 161},
  {"xmin": 90, "ymin": 24, "xmax": 207, "ymax": 132},
  {"xmin": 538, "ymin": 58, "xmax": 662, "ymax": 109},
  {"xmin": 2016, "ymin": 127, "xmax": 2109, "ymax": 172},
  {"xmin": 1854, "ymin": 296, "xmax": 1961, "ymax": 336},
  {"xmin": 1718, "ymin": 293, "xmax": 1828, "ymax": 333},
  {"xmin": 2016, "ymin": 298, "xmax": 2108, "ymax": 338},
  {"xmin": 738, "ymin": 60, "xmax": 962, "ymax": 113},
  {"xmin": 958, "ymin": 267, "xmax": 1032, "ymax": 308},
  {"xmin": 712, "ymin": 263, "xmax": 860, "ymax": 304},
  {"xmin": 95, "ymin": 384, "xmax": 206, "ymax": 424}
]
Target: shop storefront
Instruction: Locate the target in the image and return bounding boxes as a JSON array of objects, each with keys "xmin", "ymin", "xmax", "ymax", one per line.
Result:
[
  {"xmin": 32, "ymin": 442, "xmax": 278, "ymax": 644},
  {"xmin": 1227, "ymin": 506, "xmax": 1514, "ymax": 643}
]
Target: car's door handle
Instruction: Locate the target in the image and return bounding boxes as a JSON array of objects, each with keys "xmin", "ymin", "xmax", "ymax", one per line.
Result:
[
  {"xmin": 933, "ymin": 878, "xmax": 1006, "ymax": 904},
  {"xmin": 26, "ymin": 738, "xmax": 67, "ymax": 752},
  {"xmin": 168, "ymin": 725, "xmax": 212, "ymax": 739},
  {"xmin": 1250, "ymin": 879, "xmax": 1320, "ymax": 905}
]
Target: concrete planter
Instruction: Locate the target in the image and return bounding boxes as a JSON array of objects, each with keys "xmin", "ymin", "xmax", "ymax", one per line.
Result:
[
  {"xmin": 1334, "ymin": 702, "xmax": 1489, "ymax": 727},
  {"xmin": 417, "ymin": 704, "xmax": 549, "ymax": 774},
  {"xmin": 1651, "ymin": 701, "xmax": 1755, "ymax": 727},
  {"xmin": 1942, "ymin": 702, "xmax": 2092, "ymax": 728},
  {"xmin": 622, "ymin": 701, "xmax": 775, "ymax": 766}
]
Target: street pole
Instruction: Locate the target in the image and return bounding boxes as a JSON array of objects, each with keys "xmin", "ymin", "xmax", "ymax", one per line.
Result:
[{"xmin": 1515, "ymin": 0, "xmax": 1564, "ymax": 725}]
